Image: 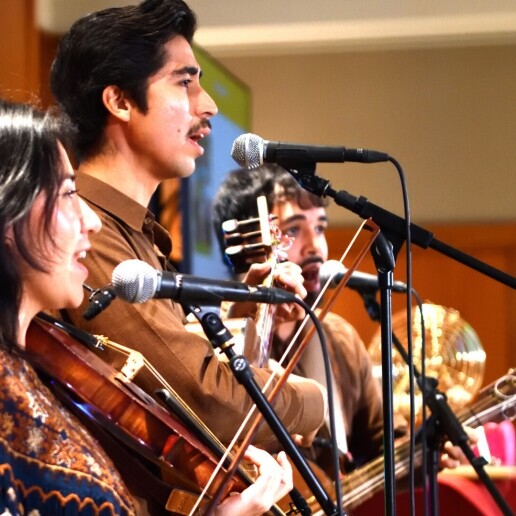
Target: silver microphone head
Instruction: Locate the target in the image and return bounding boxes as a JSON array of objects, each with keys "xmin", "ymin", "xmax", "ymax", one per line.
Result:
[
  {"xmin": 319, "ymin": 260, "xmax": 346, "ymax": 289},
  {"xmin": 111, "ymin": 259, "xmax": 158, "ymax": 303},
  {"xmin": 231, "ymin": 133, "xmax": 263, "ymax": 169}
]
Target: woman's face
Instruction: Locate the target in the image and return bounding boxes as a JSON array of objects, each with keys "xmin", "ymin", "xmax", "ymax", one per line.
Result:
[{"xmin": 21, "ymin": 144, "xmax": 101, "ymax": 312}]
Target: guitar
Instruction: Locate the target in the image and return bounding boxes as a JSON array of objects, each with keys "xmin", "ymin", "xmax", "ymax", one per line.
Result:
[
  {"xmin": 304, "ymin": 370, "xmax": 516, "ymax": 515},
  {"xmin": 221, "ymin": 196, "xmax": 293, "ymax": 367},
  {"xmin": 184, "ymin": 195, "xmax": 290, "ymax": 366}
]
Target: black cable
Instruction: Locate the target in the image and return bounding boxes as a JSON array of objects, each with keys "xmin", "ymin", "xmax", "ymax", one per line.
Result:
[
  {"xmin": 411, "ymin": 289, "xmax": 427, "ymax": 516},
  {"xmin": 294, "ymin": 297, "xmax": 344, "ymax": 515},
  {"xmin": 388, "ymin": 156, "xmax": 415, "ymax": 515}
]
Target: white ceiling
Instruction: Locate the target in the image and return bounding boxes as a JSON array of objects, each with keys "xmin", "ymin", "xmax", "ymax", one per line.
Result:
[{"xmin": 36, "ymin": 0, "xmax": 516, "ymax": 57}]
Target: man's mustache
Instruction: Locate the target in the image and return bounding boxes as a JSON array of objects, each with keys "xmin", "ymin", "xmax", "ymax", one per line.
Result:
[
  {"xmin": 188, "ymin": 119, "xmax": 212, "ymax": 136},
  {"xmin": 299, "ymin": 256, "xmax": 324, "ymax": 270}
]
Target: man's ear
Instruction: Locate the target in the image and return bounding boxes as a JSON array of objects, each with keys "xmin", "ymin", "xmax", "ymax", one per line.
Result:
[{"xmin": 102, "ymin": 85, "xmax": 132, "ymax": 122}]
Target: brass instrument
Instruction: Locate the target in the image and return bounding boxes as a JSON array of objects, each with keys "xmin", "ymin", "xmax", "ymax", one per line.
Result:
[{"xmin": 368, "ymin": 303, "xmax": 486, "ymax": 422}]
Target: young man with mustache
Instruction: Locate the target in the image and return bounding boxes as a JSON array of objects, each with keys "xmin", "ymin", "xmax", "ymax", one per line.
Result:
[{"xmin": 51, "ymin": 0, "xmax": 326, "ymax": 475}]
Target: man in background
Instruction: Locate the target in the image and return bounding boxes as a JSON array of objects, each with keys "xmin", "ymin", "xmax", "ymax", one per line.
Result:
[
  {"xmin": 213, "ymin": 164, "xmax": 472, "ymax": 477},
  {"xmin": 213, "ymin": 164, "xmax": 387, "ymax": 471}
]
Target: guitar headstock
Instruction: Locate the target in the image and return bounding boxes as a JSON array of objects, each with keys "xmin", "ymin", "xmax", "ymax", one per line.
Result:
[{"xmin": 221, "ymin": 196, "xmax": 292, "ymax": 274}]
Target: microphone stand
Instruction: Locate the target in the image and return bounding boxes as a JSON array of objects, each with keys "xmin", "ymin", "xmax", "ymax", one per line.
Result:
[
  {"xmin": 368, "ymin": 232, "xmax": 398, "ymax": 516},
  {"xmin": 283, "ymin": 162, "xmax": 515, "ymax": 516},
  {"xmin": 285, "ymin": 163, "xmax": 398, "ymax": 515},
  {"xmin": 187, "ymin": 303, "xmax": 340, "ymax": 516},
  {"xmin": 359, "ymin": 293, "xmax": 514, "ymax": 516}
]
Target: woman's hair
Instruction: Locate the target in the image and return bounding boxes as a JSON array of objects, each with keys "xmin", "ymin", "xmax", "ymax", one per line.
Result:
[{"xmin": 0, "ymin": 99, "xmax": 74, "ymax": 348}]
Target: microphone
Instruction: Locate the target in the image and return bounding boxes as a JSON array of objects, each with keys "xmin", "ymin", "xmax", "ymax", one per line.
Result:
[
  {"xmin": 111, "ymin": 259, "xmax": 297, "ymax": 305},
  {"xmin": 231, "ymin": 133, "xmax": 389, "ymax": 169},
  {"xmin": 319, "ymin": 260, "xmax": 407, "ymax": 293},
  {"xmin": 83, "ymin": 285, "xmax": 117, "ymax": 320}
]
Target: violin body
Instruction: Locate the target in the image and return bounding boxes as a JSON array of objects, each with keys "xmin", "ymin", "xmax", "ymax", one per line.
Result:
[{"xmin": 25, "ymin": 316, "xmax": 248, "ymax": 506}]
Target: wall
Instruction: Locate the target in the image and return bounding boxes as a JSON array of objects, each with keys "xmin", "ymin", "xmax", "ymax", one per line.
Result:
[
  {"xmin": 325, "ymin": 222, "xmax": 515, "ymax": 386},
  {"xmin": 0, "ymin": 0, "xmax": 40, "ymax": 103},
  {"xmin": 220, "ymin": 45, "xmax": 516, "ymax": 226}
]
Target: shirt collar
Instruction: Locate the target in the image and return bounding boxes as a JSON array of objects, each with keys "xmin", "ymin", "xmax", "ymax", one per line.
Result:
[
  {"xmin": 76, "ymin": 172, "xmax": 173, "ymax": 258},
  {"xmin": 76, "ymin": 172, "xmax": 149, "ymax": 232}
]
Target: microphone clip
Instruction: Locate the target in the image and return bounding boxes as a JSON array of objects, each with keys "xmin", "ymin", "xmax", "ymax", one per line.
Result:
[
  {"xmin": 83, "ymin": 285, "xmax": 117, "ymax": 321},
  {"xmin": 284, "ymin": 162, "xmax": 331, "ymax": 199},
  {"xmin": 294, "ymin": 169, "xmax": 331, "ymax": 198}
]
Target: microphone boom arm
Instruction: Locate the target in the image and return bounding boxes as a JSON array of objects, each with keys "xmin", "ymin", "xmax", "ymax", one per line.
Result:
[{"xmin": 289, "ymin": 169, "xmax": 515, "ymax": 289}]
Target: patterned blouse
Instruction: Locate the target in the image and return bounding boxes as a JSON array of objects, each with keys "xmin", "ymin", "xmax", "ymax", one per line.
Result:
[{"xmin": 0, "ymin": 347, "xmax": 136, "ymax": 515}]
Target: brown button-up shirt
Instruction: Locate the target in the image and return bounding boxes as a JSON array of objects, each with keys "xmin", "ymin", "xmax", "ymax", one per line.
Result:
[{"xmin": 62, "ymin": 173, "xmax": 325, "ymax": 444}]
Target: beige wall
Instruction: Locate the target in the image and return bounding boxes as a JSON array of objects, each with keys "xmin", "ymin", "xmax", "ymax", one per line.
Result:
[
  {"xmin": 1, "ymin": 1, "xmax": 514, "ymax": 227},
  {"xmin": 220, "ymin": 46, "xmax": 516, "ymax": 384},
  {"xmin": 220, "ymin": 45, "xmax": 516, "ymax": 226}
]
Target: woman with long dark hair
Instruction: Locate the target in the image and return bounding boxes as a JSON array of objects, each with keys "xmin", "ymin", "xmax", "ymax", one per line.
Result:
[{"xmin": 0, "ymin": 99, "xmax": 292, "ymax": 515}]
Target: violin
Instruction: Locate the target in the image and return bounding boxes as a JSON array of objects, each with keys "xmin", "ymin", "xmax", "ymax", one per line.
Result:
[{"xmin": 25, "ymin": 315, "xmax": 285, "ymax": 515}]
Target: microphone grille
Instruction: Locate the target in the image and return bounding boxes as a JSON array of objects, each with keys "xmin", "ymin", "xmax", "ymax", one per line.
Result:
[
  {"xmin": 231, "ymin": 133, "xmax": 262, "ymax": 169},
  {"xmin": 319, "ymin": 260, "xmax": 346, "ymax": 288},
  {"xmin": 112, "ymin": 259, "xmax": 158, "ymax": 303}
]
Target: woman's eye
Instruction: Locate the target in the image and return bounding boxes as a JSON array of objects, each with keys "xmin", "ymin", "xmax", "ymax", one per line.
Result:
[{"xmin": 63, "ymin": 189, "xmax": 78, "ymax": 198}]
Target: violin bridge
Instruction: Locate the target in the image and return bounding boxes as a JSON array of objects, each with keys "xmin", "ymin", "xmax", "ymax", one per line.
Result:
[{"xmin": 120, "ymin": 350, "xmax": 145, "ymax": 381}]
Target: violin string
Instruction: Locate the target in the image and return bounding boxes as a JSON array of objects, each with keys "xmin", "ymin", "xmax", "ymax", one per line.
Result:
[{"xmin": 97, "ymin": 337, "xmax": 263, "ymax": 483}]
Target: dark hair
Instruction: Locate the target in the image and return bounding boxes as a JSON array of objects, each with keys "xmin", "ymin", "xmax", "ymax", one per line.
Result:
[
  {"xmin": 50, "ymin": 0, "xmax": 197, "ymax": 162},
  {"xmin": 212, "ymin": 164, "xmax": 328, "ymax": 266},
  {"xmin": 0, "ymin": 99, "xmax": 73, "ymax": 348}
]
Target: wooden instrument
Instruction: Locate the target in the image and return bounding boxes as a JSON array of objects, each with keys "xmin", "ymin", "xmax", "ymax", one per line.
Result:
[
  {"xmin": 306, "ymin": 370, "xmax": 516, "ymax": 514},
  {"xmin": 221, "ymin": 196, "xmax": 291, "ymax": 367},
  {"xmin": 25, "ymin": 315, "xmax": 286, "ymax": 515}
]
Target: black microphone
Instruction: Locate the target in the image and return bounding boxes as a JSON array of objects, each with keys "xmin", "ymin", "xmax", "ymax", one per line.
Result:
[
  {"xmin": 111, "ymin": 259, "xmax": 297, "ymax": 305},
  {"xmin": 83, "ymin": 285, "xmax": 117, "ymax": 320},
  {"xmin": 320, "ymin": 260, "xmax": 407, "ymax": 293},
  {"xmin": 231, "ymin": 133, "xmax": 389, "ymax": 169}
]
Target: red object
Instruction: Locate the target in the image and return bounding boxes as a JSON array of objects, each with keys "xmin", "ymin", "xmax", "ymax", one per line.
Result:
[{"xmin": 350, "ymin": 469, "xmax": 516, "ymax": 515}]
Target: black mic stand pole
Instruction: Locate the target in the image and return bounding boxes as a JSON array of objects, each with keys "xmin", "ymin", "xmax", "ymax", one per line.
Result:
[
  {"xmin": 285, "ymin": 164, "xmax": 515, "ymax": 515},
  {"xmin": 359, "ymin": 293, "xmax": 514, "ymax": 516},
  {"xmin": 313, "ymin": 181, "xmax": 514, "ymax": 289},
  {"xmin": 187, "ymin": 303, "xmax": 341, "ymax": 516},
  {"xmin": 367, "ymin": 233, "xmax": 398, "ymax": 516}
]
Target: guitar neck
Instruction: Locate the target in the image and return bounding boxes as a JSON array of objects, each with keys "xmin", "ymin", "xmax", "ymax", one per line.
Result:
[{"xmin": 311, "ymin": 372, "xmax": 516, "ymax": 514}]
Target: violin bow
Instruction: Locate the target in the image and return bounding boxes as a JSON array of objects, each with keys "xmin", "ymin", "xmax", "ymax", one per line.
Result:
[{"xmin": 197, "ymin": 218, "xmax": 380, "ymax": 514}]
